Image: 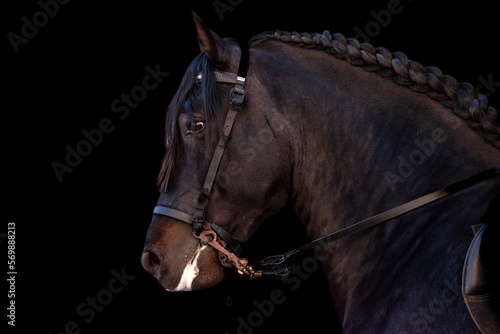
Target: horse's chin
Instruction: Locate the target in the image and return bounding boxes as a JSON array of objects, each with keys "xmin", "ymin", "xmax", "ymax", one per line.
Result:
[
  {"xmin": 162, "ymin": 246, "xmax": 226, "ymax": 292},
  {"xmin": 190, "ymin": 267, "xmax": 226, "ymax": 291},
  {"xmin": 163, "ymin": 268, "xmax": 226, "ymax": 292}
]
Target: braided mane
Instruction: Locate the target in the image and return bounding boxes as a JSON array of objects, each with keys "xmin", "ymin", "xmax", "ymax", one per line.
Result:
[{"xmin": 250, "ymin": 31, "xmax": 500, "ymax": 149}]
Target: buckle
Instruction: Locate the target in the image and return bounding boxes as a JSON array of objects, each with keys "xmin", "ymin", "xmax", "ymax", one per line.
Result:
[
  {"xmin": 192, "ymin": 211, "xmax": 205, "ymax": 224},
  {"xmin": 192, "ymin": 212, "xmax": 206, "ymax": 236},
  {"xmin": 230, "ymin": 86, "xmax": 245, "ymax": 105}
]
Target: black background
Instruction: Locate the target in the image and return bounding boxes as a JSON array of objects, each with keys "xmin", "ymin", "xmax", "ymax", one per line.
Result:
[{"xmin": 4, "ymin": 0, "xmax": 499, "ymax": 333}]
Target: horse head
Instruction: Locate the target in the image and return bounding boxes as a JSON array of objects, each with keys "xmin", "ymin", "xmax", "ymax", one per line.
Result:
[{"xmin": 141, "ymin": 13, "xmax": 290, "ymax": 291}]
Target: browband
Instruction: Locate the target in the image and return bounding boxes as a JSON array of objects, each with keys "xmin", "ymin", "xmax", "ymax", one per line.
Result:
[{"xmin": 197, "ymin": 71, "xmax": 246, "ymax": 86}]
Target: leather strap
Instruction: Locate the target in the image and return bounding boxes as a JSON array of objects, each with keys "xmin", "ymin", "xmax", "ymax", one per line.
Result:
[
  {"xmin": 211, "ymin": 223, "xmax": 243, "ymax": 256},
  {"xmin": 153, "ymin": 206, "xmax": 192, "ymax": 224},
  {"xmin": 153, "ymin": 204, "xmax": 243, "ymax": 256},
  {"xmin": 213, "ymin": 71, "xmax": 246, "ymax": 85},
  {"xmin": 256, "ymin": 165, "xmax": 500, "ymax": 276},
  {"xmin": 192, "ymin": 75, "xmax": 245, "ymax": 225},
  {"xmin": 201, "ymin": 104, "xmax": 241, "ymax": 196}
]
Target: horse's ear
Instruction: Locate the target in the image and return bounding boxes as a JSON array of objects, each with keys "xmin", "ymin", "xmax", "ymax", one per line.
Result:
[{"xmin": 192, "ymin": 11, "xmax": 238, "ymax": 70}]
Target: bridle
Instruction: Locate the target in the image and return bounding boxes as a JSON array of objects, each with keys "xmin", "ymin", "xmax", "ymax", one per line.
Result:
[
  {"xmin": 153, "ymin": 50, "xmax": 500, "ymax": 279},
  {"xmin": 153, "ymin": 62, "xmax": 257, "ymax": 275}
]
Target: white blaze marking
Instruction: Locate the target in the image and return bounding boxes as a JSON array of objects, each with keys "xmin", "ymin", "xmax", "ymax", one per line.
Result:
[{"xmin": 167, "ymin": 245, "xmax": 207, "ymax": 292}]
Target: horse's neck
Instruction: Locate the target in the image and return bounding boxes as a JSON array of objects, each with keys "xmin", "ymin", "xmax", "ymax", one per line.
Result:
[
  {"xmin": 254, "ymin": 42, "xmax": 499, "ymax": 234},
  {"xmin": 253, "ymin": 42, "xmax": 500, "ymax": 324}
]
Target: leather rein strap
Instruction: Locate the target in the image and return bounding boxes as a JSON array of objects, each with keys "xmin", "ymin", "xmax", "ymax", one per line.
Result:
[{"xmin": 255, "ymin": 164, "xmax": 500, "ymax": 278}]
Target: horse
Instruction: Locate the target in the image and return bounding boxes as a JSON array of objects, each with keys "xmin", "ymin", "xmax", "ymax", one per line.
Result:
[{"xmin": 141, "ymin": 13, "xmax": 500, "ymax": 333}]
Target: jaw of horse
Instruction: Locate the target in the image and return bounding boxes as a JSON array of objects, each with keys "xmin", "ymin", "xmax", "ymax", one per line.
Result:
[{"xmin": 141, "ymin": 217, "xmax": 225, "ymax": 291}]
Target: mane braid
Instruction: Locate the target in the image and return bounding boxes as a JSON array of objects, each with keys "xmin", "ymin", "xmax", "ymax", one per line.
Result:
[{"xmin": 250, "ymin": 30, "xmax": 500, "ymax": 149}]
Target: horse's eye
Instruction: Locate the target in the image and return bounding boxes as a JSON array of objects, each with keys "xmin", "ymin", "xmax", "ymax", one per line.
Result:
[{"xmin": 187, "ymin": 121, "xmax": 205, "ymax": 134}]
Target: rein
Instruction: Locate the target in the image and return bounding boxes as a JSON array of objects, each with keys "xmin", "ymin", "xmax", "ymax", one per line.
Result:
[
  {"xmin": 254, "ymin": 165, "xmax": 500, "ymax": 278},
  {"xmin": 153, "ymin": 51, "xmax": 500, "ymax": 279}
]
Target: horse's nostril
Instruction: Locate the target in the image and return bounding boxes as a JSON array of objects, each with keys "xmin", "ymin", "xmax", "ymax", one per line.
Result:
[
  {"xmin": 141, "ymin": 250, "xmax": 160, "ymax": 276},
  {"xmin": 150, "ymin": 252, "xmax": 159, "ymax": 264}
]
